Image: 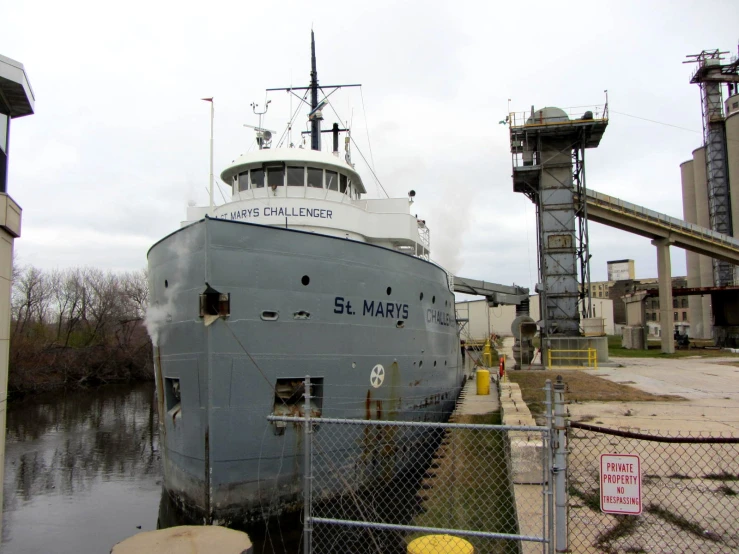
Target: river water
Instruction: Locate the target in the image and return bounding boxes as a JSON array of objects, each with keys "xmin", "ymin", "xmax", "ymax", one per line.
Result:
[
  {"xmin": 2, "ymin": 365, "xmax": 480, "ymax": 553},
  {"xmin": 2, "ymin": 382, "xmax": 303, "ymax": 554},
  {"xmin": 2, "ymin": 383, "xmax": 162, "ymax": 553}
]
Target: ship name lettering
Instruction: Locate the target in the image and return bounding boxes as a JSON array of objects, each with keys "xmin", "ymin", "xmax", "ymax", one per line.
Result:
[
  {"xmin": 427, "ymin": 309, "xmax": 452, "ymax": 326},
  {"xmin": 363, "ymin": 299, "xmax": 409, "ymax": 319},
  {"xmin": 262, "ymin": 207, "xmax": 333, "ymax": 219},
  {"xmin": 334, "ymin": 297, "xmax": 355, "ymax": 315},
  {"xmin": 229, "ymin": 208, "xmax": 260, "ymax": 219}
]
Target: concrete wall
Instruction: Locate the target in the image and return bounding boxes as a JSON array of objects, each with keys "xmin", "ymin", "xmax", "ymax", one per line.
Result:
[{"xmin": 0, "ymin": 194, "xmax": 20, "ymax": 535}]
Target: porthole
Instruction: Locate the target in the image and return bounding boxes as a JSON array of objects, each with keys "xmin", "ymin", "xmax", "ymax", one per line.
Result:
[
  {"xmin": 165, "ymin": 280, "xmax": 169, "ymax": 288},
  {"xmin": 444, "ymin": 360, "xmax": 447, "ymax": 366},
  {"xmin": 420, "ymin": 292, "xmax": 424, "ymax": 301},
  {"xmin": 432, "ymin": 296, "xmax": 436, "ymax": 304},
  {"xmin": 301, "ymin": 275, "xmax": 310, "ymax": 286},
  {"xmin": 352, "ymin": 362, "xmax": 356, "ymax": 369},
  {"xmin": 434, "ymin": 361, "xmax": 437, "ymax": 367},
  {"xmin": 261, "ymin": 311, "xmax": 279, "ymax": 321},
  {"xmin": 419, "ymin": 360, "xmax": 423, "ymax": 368},
  {"xmin": 386, "ymin": 287, "xmax": 392, "ymax": 295},
  {"xmin": 396, "ymin": 320, "xmax": 405, "ymax": 328}
]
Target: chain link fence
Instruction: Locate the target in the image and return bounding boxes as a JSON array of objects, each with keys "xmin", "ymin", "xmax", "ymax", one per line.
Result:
[
  {"xmin": 269, "ymin": 406, "xmax": 554, "ymax": 554},
  {"xmin": 568, "ymin": 423, "xmax": 739, "ymax": 553}
]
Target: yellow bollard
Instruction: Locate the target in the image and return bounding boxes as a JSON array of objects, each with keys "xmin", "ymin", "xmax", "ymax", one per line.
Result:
[
  {"xmin": 408, "ymin": 534, "xmax": 474, "ymax": 554},
  {"xmin": 482, "ymin": 340, "xmax": 492, "ymax": 367},
  {"xmin": 476, "ymin": 369, "xmax": 490, "ymax": 396}
]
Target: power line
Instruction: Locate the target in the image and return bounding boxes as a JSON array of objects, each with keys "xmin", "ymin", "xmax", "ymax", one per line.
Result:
[{"xmin": 610, "ymin": 110, "xmax": 700, "ymax": 134}]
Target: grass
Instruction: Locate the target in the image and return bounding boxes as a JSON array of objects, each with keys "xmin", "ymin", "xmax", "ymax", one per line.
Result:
[
  {"xmin": 506, "ymin": 370, "xmax": 682, "ymax": 420},
  {"xmin": 595, "ymin": 515, "xmax": 643, "ymax": 554},
  {"xmin": 569, "ymin": 484, "xmax": 600, "ymax": 511},
  {"xmin": 410, "ymin": 412, "xmax": 518, "ymax": 554},
  {"xmin": 645, "ymin": 504, "xmax": 722, "ymax": 543},
  {"xmin": 608, "ymin": 335, "xmax": 739, "ymax": 359},
  {"xmin": 703, "ymin": 471, "xmax": 739, "ymax": 481}
]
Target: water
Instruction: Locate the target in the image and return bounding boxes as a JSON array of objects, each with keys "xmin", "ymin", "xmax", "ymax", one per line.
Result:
[
  {"xmin": 2, "ymin": 383, "xmax": 304, "ymax": 554},
  {"xmin": 2, "ymin": 383, "xmax": 161, "ymax": 553},
  {"xmin": 2, "ymin": 365, "xmax": 479, "ymax": 552}
]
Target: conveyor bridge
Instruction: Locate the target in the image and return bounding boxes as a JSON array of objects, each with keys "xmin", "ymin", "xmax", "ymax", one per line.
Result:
[{"xmin": 582, "ymin": 189, "xmax": 739, "ymax": 264}]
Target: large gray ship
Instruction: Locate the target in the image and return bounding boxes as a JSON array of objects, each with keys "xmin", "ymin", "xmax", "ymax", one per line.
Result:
[{"xmin": 147, "ymin": 34, "xmax": 464, "ymax": 524}]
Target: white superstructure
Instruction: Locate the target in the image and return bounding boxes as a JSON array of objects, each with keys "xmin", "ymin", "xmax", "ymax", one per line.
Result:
[{"xmin": 186, "ymin": 147, "xmax": 430, "ymax": 259}]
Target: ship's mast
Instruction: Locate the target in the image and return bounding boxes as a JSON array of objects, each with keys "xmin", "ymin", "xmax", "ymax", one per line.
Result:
[
  {"xmin": 310, "ymin": 30, "xmax": 320, "ymax": 151},
  {"xmin": 265, "ymin": 33, "xmax": 361, "ymax": 151}
]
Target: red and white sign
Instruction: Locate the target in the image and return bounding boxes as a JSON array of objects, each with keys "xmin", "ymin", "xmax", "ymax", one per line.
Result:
[{"xmin": 600, "ymin": 454, "xmax": 642, "ymax": 515}]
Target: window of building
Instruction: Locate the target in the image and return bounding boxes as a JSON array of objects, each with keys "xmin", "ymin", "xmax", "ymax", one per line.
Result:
[
  {"xmin": 681, "ymin": 298, "xmax": 688, "ymax": 308},
  {"xmin": 673, "ymin": 312, "xmax": 678, "ymax": 320},
  {"xmin": 287, "ymin": 166, "xmax": 304, "ymax": 186},
  {"xmin": 672, "ymin": 299, "xmax": 678, "ymax": 309},
  {"xmin": 307, "ymin": 167, "xmax": 323, "ymax": 188},
  {"xmin": 250, "ymin": 168, "xmax": 264, "ymax": 188},
  {"xmin": 238, "ymin": 171, "xmax": 249, "ymax": 192},
  {"xmin": 682, "ymin": 311, "xmax": 687, "ymax": 321},
  {"xmin": 267, "ymin": 167, "xmax": 284, "ymax": 188},
  {"xmin": 326, "ymin": 170, "xmax": 339, "ymax": 191}
]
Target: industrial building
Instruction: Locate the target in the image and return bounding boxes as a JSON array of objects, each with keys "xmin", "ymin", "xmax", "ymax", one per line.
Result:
[
  {"xmin": 587, "ymin": 260, "xmax": 691, "ymax": 338},
  {"xmin": 455, "ymin": 295, "xmax": 615, "ymax": 342}
]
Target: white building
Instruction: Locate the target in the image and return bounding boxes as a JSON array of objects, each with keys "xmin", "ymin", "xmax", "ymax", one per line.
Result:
[{"xmin": 456, "ymin": 295, "xmax": 615, "ymax": 340}]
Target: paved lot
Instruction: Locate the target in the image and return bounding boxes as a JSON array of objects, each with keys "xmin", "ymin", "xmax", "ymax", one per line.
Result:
[{"xmin": 569, "ymin": 356, "xmax": 739, "ymax": 433}]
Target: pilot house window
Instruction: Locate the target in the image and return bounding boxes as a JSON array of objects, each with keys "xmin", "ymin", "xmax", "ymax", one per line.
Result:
[
  {"xmin": 340, "ymin": 174, "xmax": 348, "ymax": 193},
  {"xmin": 307, "ymin": 167, "xmax": 323, "ymax": 188},
  {"xmin": 287, "ymin": 166, "xmax": 304, "ymax": 186},
  {"xmin": 250, "ymin": 168, "xmax": 264, "ymax": 188},
  {"xmin": 238, "ymin": 172, "xmax": 249, "ymax": 192},
  {"xmin": 326, "ymin": 170, "xmax": 339, "ymax": 191},
  {"xmin": 267, "ymin": 167, "xmax": 284, "ymax": 188}
]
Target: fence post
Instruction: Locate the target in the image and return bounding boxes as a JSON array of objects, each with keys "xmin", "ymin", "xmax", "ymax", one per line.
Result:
[
  {"xmin": 545, "ymin": 380, "xmax": 554, "ymax": 554},
  {"xmin": 554, "ymin": 375, "xmax": 568, "ymax": 553},
  {"xmin": 303, "ymin": 375, "xmax": 312, "ymax": 554}
]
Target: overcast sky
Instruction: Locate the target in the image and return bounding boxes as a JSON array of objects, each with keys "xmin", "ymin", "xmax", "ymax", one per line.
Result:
[{"xmin": 3, "ymin": 0, "xmax": 739, "ymax": 292}]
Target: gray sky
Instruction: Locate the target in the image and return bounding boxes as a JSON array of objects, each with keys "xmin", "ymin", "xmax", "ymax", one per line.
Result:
[{"xmin": 3, "ymin": 0, "xmax": 739, "ymax": 291}]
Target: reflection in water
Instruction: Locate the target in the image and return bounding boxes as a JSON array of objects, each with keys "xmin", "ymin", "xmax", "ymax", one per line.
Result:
[
  {"xmin": 2, "ymin": 382, "xmax": 303, "ymax": 554},
  {"xmin": 2, "ymin": 383, "xmax": 161, "ymax": 554}
]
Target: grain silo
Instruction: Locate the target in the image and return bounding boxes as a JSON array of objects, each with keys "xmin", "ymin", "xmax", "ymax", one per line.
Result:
[
  {"xmin": 727, "ymin": 92, "xmax": 739, "ymax": 284},
  {"xmin": 682, "ymin": 48, "xmax": 739, "ymax": 342},
  {"xmin": 680, "ymin": 159, "xmax": 703, "ymax": 336},
  {"xmin": 692, "ymin": 146, "xmax": 714, "ymax": 338}
]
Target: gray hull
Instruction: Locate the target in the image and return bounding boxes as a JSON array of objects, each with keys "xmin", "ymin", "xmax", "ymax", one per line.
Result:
[{"xmin": 147, "ymin": 217, "xmax": 464, "ymax": 523}]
